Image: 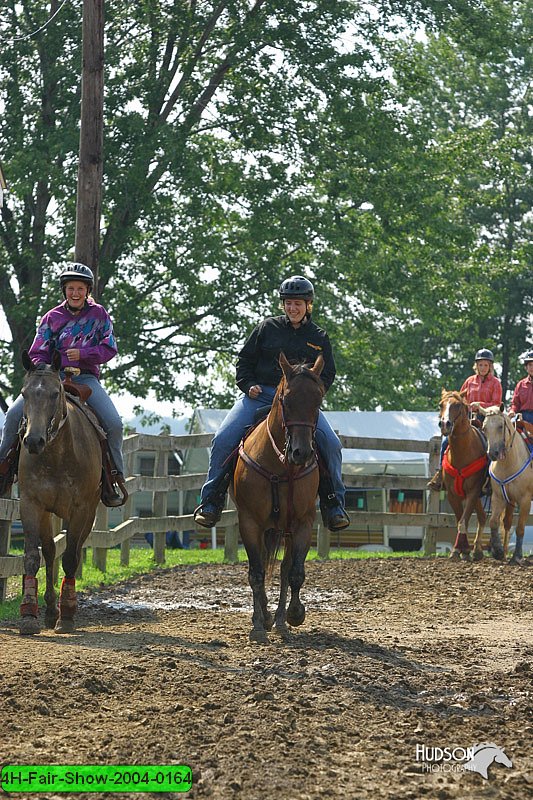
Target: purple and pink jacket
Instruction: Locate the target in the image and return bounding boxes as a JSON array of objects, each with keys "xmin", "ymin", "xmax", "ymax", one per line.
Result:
[
  {"xmin": 460, "ymin": 373, "xmax": 502, "ymax": 409},
  {"xmin": 28, "ymin": 299, "xmax": 117, "ymax": 380}
]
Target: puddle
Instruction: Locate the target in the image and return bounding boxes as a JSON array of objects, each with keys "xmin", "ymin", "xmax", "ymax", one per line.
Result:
[{"xmin": 82, "ymin": 586, "xmax": 352, "ymax": 614}]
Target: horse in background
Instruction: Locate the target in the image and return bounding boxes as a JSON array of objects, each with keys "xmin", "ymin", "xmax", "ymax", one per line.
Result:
[
  {"xmin": 479, "ymin": 404, "xmax": 530, "ymax": 564},
  {"xmin": 18, "ymin": 350, "xmax": 102, "ymax": 634},
  {"xmin": 233, "ymin": 353, "xmax": 324, "ymax": 643},
  {"xmin": 438, "ymin": 390, "xmax": 489, "ymax": 560}
]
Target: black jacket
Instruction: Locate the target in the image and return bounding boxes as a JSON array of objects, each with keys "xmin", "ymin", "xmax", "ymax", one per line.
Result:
[{"xmin": 236, "ymin": 315, "xmax": 336, "ymax": 395}]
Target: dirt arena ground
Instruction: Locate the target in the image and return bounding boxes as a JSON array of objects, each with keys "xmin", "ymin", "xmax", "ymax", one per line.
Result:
[{"xmin": 0, "ymin": 556, "xmax": 531, "ymax": 800}]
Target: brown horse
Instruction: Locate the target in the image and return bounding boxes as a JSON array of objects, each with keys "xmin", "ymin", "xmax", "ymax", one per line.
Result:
[
  {"xmin": 438, "ymin": 390, "xmax": 489, "ymax": 560},
  {"xmin": 18, "ymin": 350, "xmax": 102, "ymax": 634},
  {"xmin": 479, "ymin": 404, "xmax": 529, "ymax": 564},
  {"xmin": 233, "ymin": 352, "xmax": 324, "ymax": 643}
]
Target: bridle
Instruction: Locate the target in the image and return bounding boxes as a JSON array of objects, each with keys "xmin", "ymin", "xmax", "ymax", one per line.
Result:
[
  {"xmin": 19, "ymin": 371, "xmax": 68, "ymax": 447},
  {"xmin": 267, "ymin": 374, "xmax": 322, "ymax": 465},
  {"xmin": 439, "ymin": 395, "xmax": 468, "ymax": 436}
]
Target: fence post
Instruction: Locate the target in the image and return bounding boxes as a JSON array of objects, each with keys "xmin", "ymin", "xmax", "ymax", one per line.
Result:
[
  {"xmin": 153, "ymin": 447, "xmax": 168, "ymax": 564},
  {"xmin": 317, "ymin": 522, "xmax": 330, "ymax": 559},
  {"xmin": 224, "ymin": 522, "xmax": 239, "ymax": 563},
  {"xmin": 0, "ymin": 496, "xmax": 12, "ymax": 601},
  {"xmin": 423, "ymin": 435, "xmax": 441, "ymax": 556},
  {"xmin": 120, "ymin": 450, "xmax": 135, "ymax": 566},
  {"xmin": 51, "ymin": 515, "xmax": 62, "ymax": 585},
  {"xmin": 92, "ymin": 503, "xmax": 108, "ymax": 571}
]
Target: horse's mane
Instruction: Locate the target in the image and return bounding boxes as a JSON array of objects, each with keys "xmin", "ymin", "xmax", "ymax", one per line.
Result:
[{"xmin": 440, "ymin": 389, "xmax": 466, "ymax": 404}]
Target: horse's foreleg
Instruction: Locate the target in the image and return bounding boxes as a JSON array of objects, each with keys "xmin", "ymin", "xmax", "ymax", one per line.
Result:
[
  {"xmin": 55, "ymin": 510, "xmax": 94, "ymax": 633},
  {"xmin": 274, "ymin": 539, "xmax": 292, "ymax": 634},
  {"xmin": 502, "ymin": 503, "xmax": 514, "ymax": 558},
  {"xmin": 19, "ymin": 507, "xmax": 50, "ymax": 636},
  {"xmin": 287, "ymin": 525, "xmax": 312, "ymax": 628},
  {"xmin": 244, "ymin": 532, "xmax": 270, "ymax": 644},
  {"xmin": 488, "ymin": 491, "xmax": 508, "ymax": 562},
  {"xmin": 471, "ymin": 498, "xmax": 487, "ymax": 562},
  {"xmin": 509, "ymin": 498, "xmax": 530, "ymax": 565},
  {"xmin": 447, "ymin": 494, "xmax": 470, "ymax": 560}
]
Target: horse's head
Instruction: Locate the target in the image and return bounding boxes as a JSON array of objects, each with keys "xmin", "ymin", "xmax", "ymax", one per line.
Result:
[
  {"xmin": 278, "ymin": 352, "xmax": 325, "ymax": 466},
  {"xmin": 21, "ymin": 350, "xmax": 66, "ymax": 455},
  {"xmin": 438, "ymin": 389, "xmax": 468, "ymax": 435},
  {"xmin": 479, "ymin": 403, "xmax": 513, "ymax": 460}
]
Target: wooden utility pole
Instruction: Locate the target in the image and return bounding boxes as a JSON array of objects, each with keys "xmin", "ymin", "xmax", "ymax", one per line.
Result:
[{"xmin": 74, "ymin": 0, "xmax": 104, "ymax": 299}]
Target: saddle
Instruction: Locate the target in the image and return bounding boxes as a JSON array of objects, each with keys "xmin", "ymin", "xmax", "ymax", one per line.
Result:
[
  {"xmin": 515, "ymin": 416, "xmax": 533, "ymax": 448},
  {"xmin": 62, "ymin": 377, "xmax": 128, "ymax": 507}
]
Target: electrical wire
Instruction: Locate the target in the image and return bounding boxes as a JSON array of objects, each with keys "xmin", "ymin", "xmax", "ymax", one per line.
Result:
[{"xmin": 10, "ymin": 0, "xmax": 72, "ymax": 42}]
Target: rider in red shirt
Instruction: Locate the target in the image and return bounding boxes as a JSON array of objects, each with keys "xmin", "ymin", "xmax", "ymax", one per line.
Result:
[
  {"xmin": 510, "ymin": 350, "xmax": 533, "ymax": 424},
  {"xmin": 428, "ymin": 348, "xmax": 502, "ymax": 491}
]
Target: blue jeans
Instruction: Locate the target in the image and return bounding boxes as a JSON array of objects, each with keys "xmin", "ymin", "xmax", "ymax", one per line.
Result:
[
  {"xmin": 200, "ymin": 386, "xmax": 345, "ymax": 509},
  {"xmin": 0, "ymin": 373, "xmax": 124, "ymax": 474}
]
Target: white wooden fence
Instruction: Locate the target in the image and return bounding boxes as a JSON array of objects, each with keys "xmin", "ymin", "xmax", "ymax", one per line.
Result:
[{"xmin": 0, "ymin": 430, "xmax": 519, "ymax": 600}]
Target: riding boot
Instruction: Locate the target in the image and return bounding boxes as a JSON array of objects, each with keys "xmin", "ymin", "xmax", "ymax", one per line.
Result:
[
  {"xmin": 318, "ymin": 465, "xmax": 350, "ymax": 532},
  {"xmin": 0, "ymin": 442, "xmax": 19, "ymax": 496},
  {"xmin": 426, "ymin": 468, "xmax": 443, "ymax": 492},
  {"xmin": 194, "ymin": 470, "xmax": 232, "ymax": 528}
]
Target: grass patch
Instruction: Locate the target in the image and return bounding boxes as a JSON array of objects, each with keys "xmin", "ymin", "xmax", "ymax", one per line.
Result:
[{"xmin": 0, "ymin": 546, "xmax": 424, "ymax": 621}]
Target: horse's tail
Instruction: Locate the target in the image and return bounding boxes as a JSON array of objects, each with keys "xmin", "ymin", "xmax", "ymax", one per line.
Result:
[{"xmin": 264, "ymin": 528, "xmax": 283, "ymax": 582}]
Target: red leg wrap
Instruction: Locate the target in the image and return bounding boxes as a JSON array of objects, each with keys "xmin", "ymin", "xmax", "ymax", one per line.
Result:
[
  {"xmin": 20, "ymin": 575, "xmax": 38, "ymax": 617},
  {"xmin": 59, "ymin": 577, "xmax": 77, "ymax": 618}
]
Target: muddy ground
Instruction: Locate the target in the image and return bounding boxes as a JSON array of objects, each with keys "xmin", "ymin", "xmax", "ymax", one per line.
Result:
[{"xmin": 0, "ymin": 557, "xmax": 531, "ymax": 800}]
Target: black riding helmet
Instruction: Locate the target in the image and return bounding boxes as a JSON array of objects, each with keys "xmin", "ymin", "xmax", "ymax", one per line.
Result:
[
  {"xmin": 59, "ymin": 263, "xmax": 94, "ymax": 296},
  {"xmin": 475, "ymin": 348, "xmax": 494, "ymax": 362},
  {"xmin": 279, "ymin": 275, "xmax": 314, "ymax": 300}
]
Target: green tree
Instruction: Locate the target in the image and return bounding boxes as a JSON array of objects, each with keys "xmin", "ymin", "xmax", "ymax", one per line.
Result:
[{"xmin": 0, "ymin": 0, "xmax": 507, "ymax": 411}]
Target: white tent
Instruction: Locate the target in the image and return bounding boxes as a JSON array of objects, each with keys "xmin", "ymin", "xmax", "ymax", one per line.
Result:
[{"xmin": 186, "ymin": 408, "xmax": 440, "ymax": 477}]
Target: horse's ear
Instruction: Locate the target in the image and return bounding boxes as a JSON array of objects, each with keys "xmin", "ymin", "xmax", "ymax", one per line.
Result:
[
  {"xmin": 440, "ymin": 387, "xmax": 448, "ymax": 399},
  {"xmin": 279, "ymin": 352, "xmax": 292, "ymax": 378},
  {"xmin": 21, "ymin": 350, "xmax": 34, "ymax": 372},
  {"xmin": 311, "ymin": 354, "xmax": 324, "ymax": 376},
  {"xmin": 460, "ymin": 389, "xmax": 468, "ymax": 400},
  {"xmin": 51, "ymin": 350, "xmax": 62, "ymax": 371}
]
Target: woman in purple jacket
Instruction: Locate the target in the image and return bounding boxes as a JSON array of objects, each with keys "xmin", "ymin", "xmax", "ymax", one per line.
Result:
[{"xmin": 0, "ymin": 263, "xmax": 124, "ymax": 503}]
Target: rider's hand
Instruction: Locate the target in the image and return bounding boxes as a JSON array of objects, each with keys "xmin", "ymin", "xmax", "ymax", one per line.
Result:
[
  {"xmin": 66, "ymin": 348, "xmax": 80, "ymax": 361},
  {"xmin": 249, "ymin": 385, "xmax": 262, "ymax": 399},
  {"xmin": 470, "ymin": 402, "xmax": 480, "ymax": 411}
]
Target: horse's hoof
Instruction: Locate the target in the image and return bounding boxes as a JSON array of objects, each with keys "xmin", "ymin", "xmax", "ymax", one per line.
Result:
[
  {"xmin": 472, "ymin": 549, "xmax": 484, "ymax": 562},
  {"xmin": 44, "ymin": 608, "xmax": 59, "ymax": 628},
  {"xmin": 19, "ymin": 616, "xmax": 41, "ymax": 636},
  {"xmin": 449, "ymin": 550, "xmax": 461, "ymax": 561},
  {"xmin": 54, "ymin": 617, "xmax": 75, "ymax": 634},
  {"xmin": 249, "ymin": 629, "xmax": 268, "ymax": 644},
  {"xmin": 274, "ymin": 621, "xmax": 289, "ymax": 635},
  {"xmin": 287, "ymin": 605, "xmax": 306, "ymax": 627},
  {"xmin": 491, "ymin": 548, "xmax": 505, "ymax": 562},
  {"xmin": 508, "ymin": 556, "xmax": 523, "ymax": 567},
  {"xmin": 460, "ymin": 551, "xmax": 472, "ymax": 562}
]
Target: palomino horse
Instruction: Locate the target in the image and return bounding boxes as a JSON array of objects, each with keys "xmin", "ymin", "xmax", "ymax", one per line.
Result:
[
  {"xmin": 18, "ymin": 351, "xmax": 102, "ymax": 634},
  {"xmin": 479, "ymin": 404, "xmax": 529, "ymax": 564},
  {"xmin": 438, "ymin": 390, "xmax": 489, "ymax": 560},
  {"xmin": 233, "ymin": 352, "xmax": 324, "ymax": 643}
]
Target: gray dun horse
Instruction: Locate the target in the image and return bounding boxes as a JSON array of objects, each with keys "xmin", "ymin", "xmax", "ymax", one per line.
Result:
[
  {"xmin": 480, "ymin": 404, "xmax": 530, "ymax": 564},
  {"xmin": 18, "ymin": 350, "xmax": 102, "ymax": 634}
]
